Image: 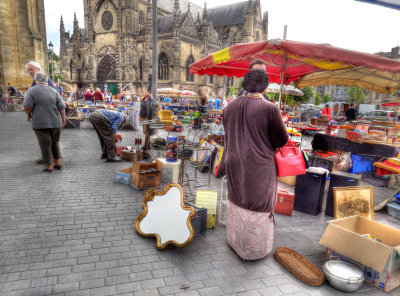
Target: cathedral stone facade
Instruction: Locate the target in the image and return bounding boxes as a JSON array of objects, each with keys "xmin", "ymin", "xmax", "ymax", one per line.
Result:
[
  {"xmin": 59, "ymin": 0, "xmax": 268, "ymax": 96},
  {"xmin": 0, "ymin": 0, "xmax": 48, "ymax": 89}
]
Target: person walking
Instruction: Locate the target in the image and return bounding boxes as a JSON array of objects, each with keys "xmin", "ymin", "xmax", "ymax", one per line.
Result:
[
  {"xmin": 26, "ymin": 61, "xmax": 56, "ymax": 88},
  {"xmin": 89, "ymin": 109, "xmax": 126, "ymax": 162},
  {"xmin": 55, "ymin": 82, "xmax": 63, "ymax": 96},
  {"xmin": 23, "ymin": 72, "xmax": 66, "ymax": 171},
  {"xmin": 223, "ymin": 69, "xmax": 288, "ymax": 261}
]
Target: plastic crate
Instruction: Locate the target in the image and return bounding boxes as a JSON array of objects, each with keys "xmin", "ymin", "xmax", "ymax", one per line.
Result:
[
  {"xmin": 185, "ymin": 202, "xmax": 207, "ymax": 236},
  {"xmin": 395, "ymin": 191, "xmax": 400, "ymax": 203},
  {"xmin": 349, "ymin": 160, "xmax": 373, "ymax": 174},
  {"xmin": 351, "ymin": 153, "xmax": 375, "ymax": 163},
  {"xmin": 308, "ymin": 154, "xmax": 334, "ymax": 172},
  {"xmin": 387, "ymin": 202, "xmax": 400, "ymax": 220}
]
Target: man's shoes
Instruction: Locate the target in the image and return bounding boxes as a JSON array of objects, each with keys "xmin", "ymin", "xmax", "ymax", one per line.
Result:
[
  {"xmin": 106, "ymin": 156, "xmax": 122, "ymax": 162},
  {"xmin": 101, "ymin": 153, "xmax": 107, "ymax": 159}
]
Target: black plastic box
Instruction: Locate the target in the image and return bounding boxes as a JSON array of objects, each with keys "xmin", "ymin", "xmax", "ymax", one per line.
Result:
[{"xmin": 186, "ymin": 202, "xmax": 207, "ymax": 236}]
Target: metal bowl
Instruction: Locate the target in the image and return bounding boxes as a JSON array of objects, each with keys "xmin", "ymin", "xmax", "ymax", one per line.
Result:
[{"xmin": 323, "ymin": 260, "xmax": 364, "ymax": 292}]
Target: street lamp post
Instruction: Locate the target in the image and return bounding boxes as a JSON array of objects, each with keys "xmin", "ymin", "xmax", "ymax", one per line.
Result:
[{"xmin": 48, "ymin": 41, "xmax": 54, "ymax": 82}]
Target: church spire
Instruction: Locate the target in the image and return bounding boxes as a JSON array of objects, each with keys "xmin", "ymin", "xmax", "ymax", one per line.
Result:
[
  {"xmin": 60, "ymin": 15, "xmax": 65, "ymax": 32},
  {"xmin": 73, "ymin": 12, "xmax": 79, "ymax": 34},
  {"xmin": 173, "ymin": 0, "xmax": 181, "ymax": 35},
  {"xmin": 202, "ymin": 2, "xmax": 207, "ymax": 23}
]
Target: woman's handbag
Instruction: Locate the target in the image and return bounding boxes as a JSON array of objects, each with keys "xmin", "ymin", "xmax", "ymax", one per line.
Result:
[{"xmin": 275, "ymin": 140, "xmax": 306, "ymax": 177}]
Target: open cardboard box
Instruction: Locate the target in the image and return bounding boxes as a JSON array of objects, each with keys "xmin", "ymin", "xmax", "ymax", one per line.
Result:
[
  {"xmin": 320, "ymin": 215, "xmax": 400, "ymax": 291},
  {"xmin": 277, "ymin": 175, "xmax": 296, "ymax": 186}
]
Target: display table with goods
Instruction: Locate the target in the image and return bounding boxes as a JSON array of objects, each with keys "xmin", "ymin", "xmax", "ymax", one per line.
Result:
[{"xmin": 312, "ymin": 133, "xmax": 400, "ymax": 158}]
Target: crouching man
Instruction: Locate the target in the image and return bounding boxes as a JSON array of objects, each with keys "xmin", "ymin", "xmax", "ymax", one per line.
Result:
[{"xmin": 89, "ymin": 109, "xmax": 126, "ymax": 162}]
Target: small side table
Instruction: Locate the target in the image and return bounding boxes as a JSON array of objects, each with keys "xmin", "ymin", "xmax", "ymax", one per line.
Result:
[{"xmin": 157, "ymin": 158, "xmax": 182, "ymax": 183}]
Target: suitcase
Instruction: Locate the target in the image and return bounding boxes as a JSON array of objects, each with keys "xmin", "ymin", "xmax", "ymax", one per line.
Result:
[
  {"xmin": 325, "ymin": 171, "xmax": 362, "ymax": 217},
  {"xmin": 274, "ymin": 190, "xmax": 295, "ymax": 216},
  {"xmin": 294, "ymin": 170, "xmax": 327, "ymax": 215}
]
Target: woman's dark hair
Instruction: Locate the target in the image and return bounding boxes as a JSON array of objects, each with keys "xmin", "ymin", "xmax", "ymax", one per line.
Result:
[{"xmin": 242, "ymin": 70, "xmax": 269, "ymax": 93}]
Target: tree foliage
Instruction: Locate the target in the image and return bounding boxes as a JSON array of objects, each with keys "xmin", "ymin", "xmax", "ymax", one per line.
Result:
[
  {"xmin": 322, "ymin": 94, "xmax": 331, "ymax": 103},
  {"xmin": 347, "ymin": 86, "xmax": 365, "ymax": 103},
  {"xmin": 314, "ymin": 92, "xmax": 321, "ymax": 106},
  {"xmin": 299, "ymin": 87, "xmax": 314, "ymax": 103}
]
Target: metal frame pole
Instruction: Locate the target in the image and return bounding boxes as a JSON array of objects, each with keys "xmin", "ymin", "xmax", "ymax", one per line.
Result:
[{"xmin": 152, "ymin": 0, "xmax": 157, "ymax": 99}]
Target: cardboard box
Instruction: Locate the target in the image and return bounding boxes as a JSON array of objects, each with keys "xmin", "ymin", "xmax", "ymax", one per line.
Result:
[
  {"xmin": 320, "ymin": 215, "xmax": 400, "ymax": 291},
  {"xmin": 115, "ymin": 167, "xmax": 132, "ymax": 184},
  {"xmin": 277, "ymin": 175, "xmax": 296, "ymax": 186},
  {"xmin": 130, "ymin": 160, "xmax": 163, "ymax": 189},
  {"xmin": 274, "ymin": 190, "xmax": 295, "ymax": 216}
]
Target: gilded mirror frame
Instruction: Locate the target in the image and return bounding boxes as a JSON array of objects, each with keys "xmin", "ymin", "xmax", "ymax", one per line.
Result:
[{"xmin": 135, "ymin": 183, "xmax": 196, "ymax": 250}]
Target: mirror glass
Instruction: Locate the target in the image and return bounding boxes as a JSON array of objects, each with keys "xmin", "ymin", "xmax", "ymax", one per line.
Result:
[{"xmin": 136, "ymin": 184, "xmax": 195, "ymax": 249}]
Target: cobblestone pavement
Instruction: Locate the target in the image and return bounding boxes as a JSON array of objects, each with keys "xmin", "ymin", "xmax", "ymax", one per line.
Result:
[{"xmin": 1, "ymin": 112, "xmax": 400, "ymax": 296}]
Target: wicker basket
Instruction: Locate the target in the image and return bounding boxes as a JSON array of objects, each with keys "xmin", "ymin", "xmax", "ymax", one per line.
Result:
[{"xmin": 274, "ymin": 247, "xmax": 324, "ymax": 286}]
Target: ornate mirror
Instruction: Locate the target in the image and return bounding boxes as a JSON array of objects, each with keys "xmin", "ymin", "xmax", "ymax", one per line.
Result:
[{"xmin": 136, "ymin": 184, "xmax": 196, "ymax": 250}]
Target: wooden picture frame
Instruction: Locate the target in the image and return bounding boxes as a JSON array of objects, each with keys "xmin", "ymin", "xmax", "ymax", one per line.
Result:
[
  {"xmin": 333, "ymin": 186, "xmax": 374, "ymax": 220},
  {"xmin": 135, "ymin": 183, "xmax": 196, "ymax": 250}
]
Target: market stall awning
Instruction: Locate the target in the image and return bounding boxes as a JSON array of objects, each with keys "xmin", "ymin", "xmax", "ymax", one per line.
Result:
[
  {"xmin": 266, "ymin": 83, "xmax": 303, "ymax": 96},
  {"xmin": 190, "ymin": 39, "xmax": 400, "ymax": 94},
  {"xmin": 382, "ymin": 102, "xmax": 400, "ymax": 107},
  {"xmin": 355, "ymin": 0, "xmax": 400, "ymax": 11}
]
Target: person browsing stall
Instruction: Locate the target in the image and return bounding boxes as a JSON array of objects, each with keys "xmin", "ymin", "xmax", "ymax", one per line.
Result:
[
  {"xmin": 345, "ymin": 103, "xmax": 358, "ymax": 121},
  {"xmin": 223, "ymin": 69, "xmax": 288, "ymax": 261},
  {"xmin": 93, "ymin": 88, "xmax": 104, "ymax": 102},
  {"xmin": 139, "ymin": 87, "xmax": 160, "ymax": 153},
  {"xmin": 89, "ymin": 109, "xmax": 127, "ymax": 162}
]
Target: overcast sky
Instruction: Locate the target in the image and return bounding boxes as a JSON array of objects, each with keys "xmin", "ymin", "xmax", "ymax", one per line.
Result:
[{"xmin": 45, "ymin": 0, "xmax": 399, "ymax": 56}]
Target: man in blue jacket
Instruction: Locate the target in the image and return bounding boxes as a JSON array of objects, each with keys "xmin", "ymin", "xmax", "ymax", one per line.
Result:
[{"xmin": 89, "ymin": 109, "xmax": 127, "ymax": 162}]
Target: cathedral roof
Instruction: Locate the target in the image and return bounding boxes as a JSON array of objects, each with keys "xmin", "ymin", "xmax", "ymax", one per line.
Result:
[
  {"xmin": 158, "ymin": 0, "xmax": 203, "ymax": 21},
  {"xmin": 138, "ymin": 13, "xmax": 186, "ymax": 35},
  {"xmin": 207, "ymin": 1, "xmax": 249, "ymax": 27}
]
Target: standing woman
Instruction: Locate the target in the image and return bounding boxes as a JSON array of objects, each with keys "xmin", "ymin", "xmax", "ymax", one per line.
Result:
[
  {"xmin": 139, "ymin": 87, "xmax": 158, "ymax": 150},
  {"xmin": 223, "ymin": 69, "xmax": 288, "ymax": 261},
  {"xmin": 23, "ymin": 72, "xmax": 66, "ymax": 171}
]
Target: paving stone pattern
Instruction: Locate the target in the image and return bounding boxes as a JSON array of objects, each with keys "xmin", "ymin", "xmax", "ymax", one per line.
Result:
[{"xmin": 1, "ymin": 112, "xmax": 400, "ymax": 296}]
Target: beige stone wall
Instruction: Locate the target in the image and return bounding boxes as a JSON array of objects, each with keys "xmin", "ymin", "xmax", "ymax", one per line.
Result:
[{"xmin": 0, "ymin": 0, "xmax": 48, "ymax": 90}]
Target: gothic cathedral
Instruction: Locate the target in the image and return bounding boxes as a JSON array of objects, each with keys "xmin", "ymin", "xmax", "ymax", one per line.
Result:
[{"xmin": 59, "ymin": 0, "xmax": 268, "ymax": 96}]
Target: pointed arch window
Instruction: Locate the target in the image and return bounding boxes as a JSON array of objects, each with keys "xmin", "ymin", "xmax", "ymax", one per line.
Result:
[
  {"xmin": 139, "ymin": 10, "xmax": 145, "ymax": 25},
  {"xmin": 158, "ymin": 52, "xmax": 169, "ymax": 80},
  {"xmin": 139, "ymin": 57, "xmax": 143, "ymax": 81},
  {"xmin": 186, "ymin": 55, "xmax": 195, "ymax": 82}
]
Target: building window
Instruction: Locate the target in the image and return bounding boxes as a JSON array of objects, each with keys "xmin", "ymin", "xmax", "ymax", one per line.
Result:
[
  {"xmin": 101, "ymin": 10, "xmax": 113, "ymax": 31},
  {"xmin": 139, "ymin": 57, "xmax": 143, "ymax": 81},
  {"xmin": 209, "ymin": 75, "xmax": 214, "ymax": 84},
  {"xmin": 139, "ymin": 10, "xmax": 144, "ymax": 25},
  {"xmin": 186, "ymin": 55, "xmax": 195, "ymax": 82},
  {"xmin": 158, "ymin": 52, "xmax": 169, "ymax": 80}
]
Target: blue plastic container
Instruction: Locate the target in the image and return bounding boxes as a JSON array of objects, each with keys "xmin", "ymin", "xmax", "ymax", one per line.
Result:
[
  {"xmin": 166, "ymin": 136, "xmax": 178, "ymax": 162},
  {"xmin": 350, "ymin": 153, "xmax": 375, "ymax": 163},
  {"xmin": 394, "ymin": 191, "xmax": 400, "ymax": 203},
  {"xmin": 349, "ymin": 160, "xmax": 373, "ymax": 174}
]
